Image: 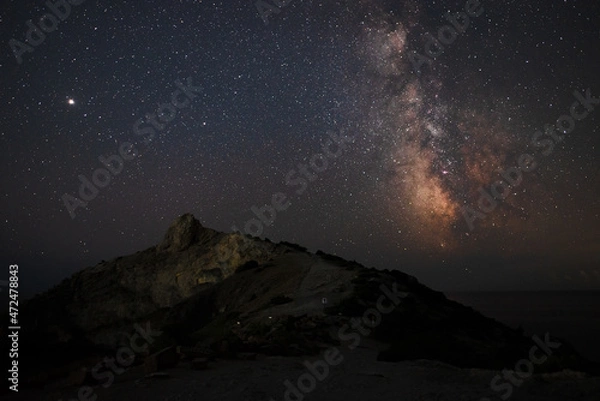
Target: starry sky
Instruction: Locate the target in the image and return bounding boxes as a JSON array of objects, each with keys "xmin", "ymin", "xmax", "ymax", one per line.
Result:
[{"xmin": 1, "ymin": 0, "xmax": 599, "ymax": 297}]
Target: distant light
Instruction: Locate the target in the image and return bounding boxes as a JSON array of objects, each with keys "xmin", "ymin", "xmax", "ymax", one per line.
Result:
[{"xmin": 67, "ymin": 98, "xmax": 75, "ymax": 105}]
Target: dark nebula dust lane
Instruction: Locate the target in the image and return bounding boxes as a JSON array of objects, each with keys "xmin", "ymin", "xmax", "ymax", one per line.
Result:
[{"xmin": 339, "ymin": 0, "xmax": 599, "ymax": 261}]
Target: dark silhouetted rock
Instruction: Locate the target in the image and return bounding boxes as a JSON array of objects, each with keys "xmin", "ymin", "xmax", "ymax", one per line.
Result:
[
  {"xmin": 16, "ymin": 213, "xmax": 600, "ymax": 390},
  {"xmin": 144, "ymin": 346, "xmax": 180, "ymax": 374}
]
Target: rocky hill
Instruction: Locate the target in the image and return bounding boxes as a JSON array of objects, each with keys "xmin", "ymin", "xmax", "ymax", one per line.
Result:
[{"xmin": 10, "ymin": 214, "xmax": 600, "ymax": 392}]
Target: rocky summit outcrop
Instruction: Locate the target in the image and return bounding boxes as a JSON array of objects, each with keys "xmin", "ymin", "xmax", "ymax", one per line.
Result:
[
  {"xmin": 21, "ymin": 215, "xmax": 282, "ymax": 346},
  {"xmin": 11, "ymin": 214, "xmax": 600, "ymax": 390},
  {"xmin": 158, "ymin": 213, "xmax": 204, "ymax": 252}
]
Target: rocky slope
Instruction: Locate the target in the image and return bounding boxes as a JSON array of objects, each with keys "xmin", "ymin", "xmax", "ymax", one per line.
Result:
[{"xmin": 10, "ymin": 214, "xmax": 600, "ymax": 391}]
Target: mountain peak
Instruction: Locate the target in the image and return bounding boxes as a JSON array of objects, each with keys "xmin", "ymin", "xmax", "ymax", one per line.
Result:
[
  {"xmin": 17, "ymin": 216, "xmax": 600, "ymax": 392},
  {"xmin": 158, "ymin": 213, "xmax": 202, "ymax": 252}
]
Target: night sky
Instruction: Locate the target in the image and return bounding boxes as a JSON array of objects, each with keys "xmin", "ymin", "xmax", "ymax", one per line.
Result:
[{"xmin": 1, "ymin": 0, "xmax": 599, "ymax": 297}]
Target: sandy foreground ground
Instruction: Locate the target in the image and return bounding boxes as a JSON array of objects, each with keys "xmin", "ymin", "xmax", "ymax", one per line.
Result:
[{"xmin": 8, "ymin": 340, "xmax": 600, "ymax": 401}]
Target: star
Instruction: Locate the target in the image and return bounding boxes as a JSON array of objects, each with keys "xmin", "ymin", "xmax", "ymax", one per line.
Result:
[{"xmin": 67, "ymin": 98, "xmax": 75, "ymax": 105}]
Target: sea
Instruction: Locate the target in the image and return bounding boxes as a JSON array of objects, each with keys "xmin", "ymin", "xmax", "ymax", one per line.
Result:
[{"xmin": 445, "ymin": 291, "xmax": 600, "ymax": 363}]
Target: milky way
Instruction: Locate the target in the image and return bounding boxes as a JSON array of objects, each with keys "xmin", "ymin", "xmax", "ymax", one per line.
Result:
[
  {"xmin": 2, "ymin": 0, "xmax": 598, "ymax": 294},
  {"xmin": 349, "ymin": 2, "xmax": 539, "ymax": 251}
]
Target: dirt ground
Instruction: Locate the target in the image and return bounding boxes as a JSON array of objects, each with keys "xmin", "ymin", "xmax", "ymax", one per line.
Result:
[{"xmin": 9, "ymin": 339, "xmax": 600, "ymax": 401}]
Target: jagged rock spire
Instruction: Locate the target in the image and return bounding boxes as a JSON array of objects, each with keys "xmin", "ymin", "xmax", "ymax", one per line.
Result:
[{"xmin": 158, "ymin": 213, "xmax": 201, "ymax": 252}]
